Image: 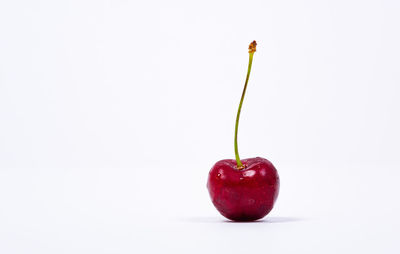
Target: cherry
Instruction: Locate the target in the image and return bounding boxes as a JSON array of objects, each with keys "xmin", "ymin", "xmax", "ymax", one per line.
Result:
[{"xmin": 207, "ymin": 41, "xmax": 280, "ymax": 221}]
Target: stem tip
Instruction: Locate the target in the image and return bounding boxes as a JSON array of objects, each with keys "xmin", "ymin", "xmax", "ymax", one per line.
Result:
[{"xmin": 248, "ymin": 40, "xmax": 257, "ymax": 53}]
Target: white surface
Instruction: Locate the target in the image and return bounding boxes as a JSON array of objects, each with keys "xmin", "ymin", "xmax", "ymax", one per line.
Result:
[
  {"xmin": 1, "ymin": 164, "xmax": 399, "ymax": 253},
  {"xmin": 1, "ymin": 0, "xmax": 400, "ymax": 253}
]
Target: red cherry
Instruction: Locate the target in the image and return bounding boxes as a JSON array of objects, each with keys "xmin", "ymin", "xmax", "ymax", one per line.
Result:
[
  {"xmin": 207, "ymin": 41, "xmax": 280, "ymax": 221},
  {"xmin": 207, "ymin": 157, "xmax": 279, "ymax": 221}
]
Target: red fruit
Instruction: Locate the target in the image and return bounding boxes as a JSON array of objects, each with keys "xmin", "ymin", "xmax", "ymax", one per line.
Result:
[
  {"xmin": 207, "ymin": 157, "xmax": 279, "ymax": 221},
  {"xmin": 208, "ymin": 41, "xmax": 280, "ymax": 221}
]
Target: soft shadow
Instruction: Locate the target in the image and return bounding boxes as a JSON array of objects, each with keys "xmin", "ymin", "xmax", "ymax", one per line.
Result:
[
  {"xmin": 224, "ymin": 216, "xmax": 305, "ymax": 223},
  {"xmin": 178, "ymin": 217, "xmax": 224, "ymax": 223},
  {"xmin": 260, "ymin": 216, "xmax": 305, "ymax": 223},
  {"xmin": 179, "ymin": 216, "xmax": 305, "ymax": 224}
]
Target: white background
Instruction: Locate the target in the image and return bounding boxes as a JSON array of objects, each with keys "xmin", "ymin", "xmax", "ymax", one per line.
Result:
[{"xmin": 1, "ymin": 0, "xmax": 400, "ymax": 253}]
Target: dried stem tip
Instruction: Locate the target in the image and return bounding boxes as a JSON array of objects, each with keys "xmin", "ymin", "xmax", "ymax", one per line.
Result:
[{"xmin": 248, "ymin": 40, "xmax": 257, "ymax": 53}]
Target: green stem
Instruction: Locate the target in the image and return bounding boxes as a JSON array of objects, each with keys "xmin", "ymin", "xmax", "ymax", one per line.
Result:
[{"xmin": 234, "ymin": 52, "xmax": 255, "ymax": 169}]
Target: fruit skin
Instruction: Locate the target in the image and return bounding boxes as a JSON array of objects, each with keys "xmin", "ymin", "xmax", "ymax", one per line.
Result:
[{"xmin": 207, "ymin": 157, "xmax": 279, "ymax": 221}]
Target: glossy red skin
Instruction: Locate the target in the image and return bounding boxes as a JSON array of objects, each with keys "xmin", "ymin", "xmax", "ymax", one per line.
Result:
[{"xmin": 207, "ymin": 157, "xmax": 279, "ymax": 221}]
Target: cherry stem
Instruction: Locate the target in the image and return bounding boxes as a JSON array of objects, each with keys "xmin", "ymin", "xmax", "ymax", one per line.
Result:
[{"xmin": 234, "ymin": 41, "xmax": 257, "ymax": 169}]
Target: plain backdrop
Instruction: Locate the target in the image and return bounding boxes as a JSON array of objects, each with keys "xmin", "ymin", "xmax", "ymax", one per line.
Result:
[{"xmin": 1, "ymin": 0, "xmax": 400, "ymax": 253}]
